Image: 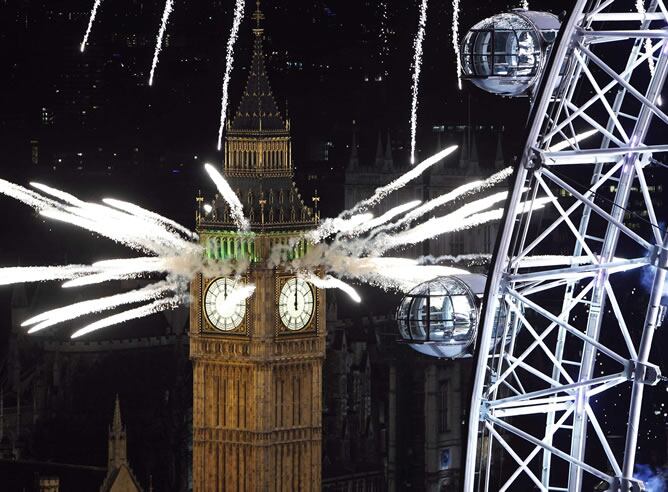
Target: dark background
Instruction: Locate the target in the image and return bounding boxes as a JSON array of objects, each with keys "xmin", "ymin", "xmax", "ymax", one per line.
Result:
[{"xmin": 0, "ymin": 0, "xmax": 666, "ymax": 490}]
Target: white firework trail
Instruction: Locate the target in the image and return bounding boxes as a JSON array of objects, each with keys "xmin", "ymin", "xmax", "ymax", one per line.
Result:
[
  {"xmin": 217, "ymin": 0, "xmax": 246, "ymax": 150},
  {"xmin": 0, "ymin": 265, "xmax": 100, "ymax": 286},
  {"xmin": 636, "ymin": 0, "xmax": 656, "ymax": 77},
  {"xmin": 376, "ymin": 196, "xmax": 549, "ymax": 254},
  {"xmin": 81, "ymin": 0, "xmax": 103, "ymax": 52},
  {"xmin": 23, "ymin": 281, "xmax": 177, "ymax": 333},
  {"xmin": 341, "ymin": 257, "xmax": 469, "ymax": 292},
  {"xmin": 149, "ymin": 0, "xmax": 175, "ymax": 86},
  {"xmin": 71, "ymin": 296, "xmax": 185, "ymax": 339},
  {"xmin": 344, "ymin": 145, "xmax": 458, "ymax": 217},
  {"xmin": 204, "ymin": 163, "xmax": 250, "ymax": 231},
  {"xmin": 370, "ymin": 167, "xmax": 512, "ymax": 236},
  {"xmin": 300, "ymin": 273, "xmax": 361, "ymax": 303},
  {"xmin": 306, "ymin": 213, "xmax": 374, "ymax": 243},
  {"xmin": 103, "ymin": 198, "xmax": 197, "ymax": 240},
  {"xmin": 547, "ymin": 129, "xmax": 597, "ymax": 152},
  {"xmin": 342, "ymin": 201, "xmax": 421, "ymax": 238},
  {"xmin": 61, "ymin": 257, "xmax": 180, "ymax": 288},
  {"xmin": 418, "ymin": 253, "xmax": 492, "ymax": 265},
  {"xmin": 26, "ymin": 181, "xmax": 197, "ymax": 255},
  {"xmin": 452, "ymin": 0, "xmax": 462, "ymax": 90},
  {"xmin": 409, "ymin": 0, "xmax": 429, "ymax": 165}
]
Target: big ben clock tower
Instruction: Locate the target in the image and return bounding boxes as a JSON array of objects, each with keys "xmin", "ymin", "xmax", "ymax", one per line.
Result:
[{"xmin": 189, "ymin": 2, "xmax": 325, "ymax": 490}]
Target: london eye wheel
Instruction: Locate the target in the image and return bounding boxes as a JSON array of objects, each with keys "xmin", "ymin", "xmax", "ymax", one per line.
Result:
[{"xmin": 462, "ymin": 1, "xmax": 668, "ymax": 490}]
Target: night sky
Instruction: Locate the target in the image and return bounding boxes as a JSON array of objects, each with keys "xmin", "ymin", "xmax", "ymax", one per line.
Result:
[{"xmin": 0, "ymin": 0, "xmax": 666, "ymax": 489}]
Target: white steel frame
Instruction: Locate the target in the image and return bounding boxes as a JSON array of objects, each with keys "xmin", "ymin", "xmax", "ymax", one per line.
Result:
[{"xmin": 464, "ymin": 0, "xmax": 668, "ymax": 490}]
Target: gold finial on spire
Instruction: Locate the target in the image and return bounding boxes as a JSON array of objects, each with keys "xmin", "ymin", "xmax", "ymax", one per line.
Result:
[{"xmin": 252, "ymin": 0, "xmax": 264, "ymax": 30}]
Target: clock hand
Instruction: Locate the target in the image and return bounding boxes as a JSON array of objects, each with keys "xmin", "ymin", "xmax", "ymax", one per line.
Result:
[{"xmin": 294, "ymin": 282, "xmax": 298, "ymax": 311}]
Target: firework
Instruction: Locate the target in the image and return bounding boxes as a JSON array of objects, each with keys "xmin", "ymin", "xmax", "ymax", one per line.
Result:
[
  {"xmin": 23, "ymin": 282, "xmax": 177, "ymax": 333},
  {"xmin": 344, "ymin": 145, "xmax": 458, "ymax": 217},
  {"xmin": 81, "ymin": 0, "xmax": 103, "ymax": 52},
  {"xmin": 204, "ymin": 163, "xmax": 250, "ymax": 230},
  {"xmin": 410, "ymin": 0, "xmax": 429, "ymax": 165},
  {"xmin": 71, "ymin": 296, "xmax": 185, "ymax": 338},
  {"xmin": 547, "ymin": 129, "xmax": 597, "ymax": 152},
  {"xmin": 301, "ymin": 273, "xmax": 362, "ymax": 303},
  {"xmin": 452, "ymin": 0, "xmax": 462, "ymax": 89},
  {"xmin": 371, "ymin": 167, "xmax": 512, "ymax": 236},
  {"xmin": 217, "ymin": 0, "xmax": 246, "ymax": 150},
  {"xmin": 149, "ymin": 0, "xmax": 175, "ymax": 86}
]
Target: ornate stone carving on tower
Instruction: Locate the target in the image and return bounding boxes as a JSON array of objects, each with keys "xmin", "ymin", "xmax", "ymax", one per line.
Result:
[{"xmin": 190, "ymin": 2, "xmax": 325, "ymax": 490}]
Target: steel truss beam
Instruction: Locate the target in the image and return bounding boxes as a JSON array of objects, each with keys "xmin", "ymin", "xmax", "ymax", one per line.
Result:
[{"xmin": 464, "ymin": 1, "xmax": 668, "ymax": 491}]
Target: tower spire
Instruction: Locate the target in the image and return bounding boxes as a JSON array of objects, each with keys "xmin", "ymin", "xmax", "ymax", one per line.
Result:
[
  {"xmin": 252, "ymin": 0, "xmax": 264, "ymax": 31},
  {"xmin": 112, "ymin": 394, "xmax": 122, "ymax": 434},
  {"xmin": 108, "ymin": 394, "xmax": 127, "ymax": 468}
]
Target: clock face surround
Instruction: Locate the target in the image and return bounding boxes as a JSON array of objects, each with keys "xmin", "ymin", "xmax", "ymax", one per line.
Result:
[
  {"xmin": 278, "ymin": 278, "xmax": 315, "ymax": 331},
  {"xmin": 204, "ymin": 277, "xmax": 247, "ymax": 331}
]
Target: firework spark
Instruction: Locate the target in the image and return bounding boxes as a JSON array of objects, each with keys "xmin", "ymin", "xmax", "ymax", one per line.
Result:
[
  {"xmin": 0, "ymin": 147, "xmax": 518, "ymax": 338},
  {"xmin": 547, "ymin": 129, "xmax": 597, "ymax": 152},
  {"xmin": 300, "ymin": 273, "xmax": 362, "ymax": 303},
  {"xmin": 23, "ymin": 281, "xmax": 177, "ymax": 333},
  {"xmin": 306, "ymin": 213, "xmax": 374, "ymax": 243},
  {"xmin": 452, "ymin": 0, "xmax": 463, "ymax": 89},
  {"xmin": 343, "ymin": 145, "xmax": 458, "ymax": 218},
  {"xmin": 71, "ymin": 296, "xmax": 185, "ymax": 339},
  {"xmin": 217, "ymin": 0, "xmax": 246, "ymax": 150},
  {"xmin": 409, "ymin": 0, "xmax": 429, "ymax": 165},
  {"xmin": 204, "ymin": 163, "xmax": 250, "ymax": 230},
  {"xmin": 370, "ymin": 166, "xmax": 512, "ymax": 236},
  {"xmin": 81, "ymin": 0, "xmax": 103, "ymax": 52},
  {"xmin": 149, "ymin": 0, "xmax": 175, "ymax": 86}
]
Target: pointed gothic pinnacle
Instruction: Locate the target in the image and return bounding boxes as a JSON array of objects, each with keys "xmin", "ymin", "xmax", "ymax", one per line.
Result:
[{"xmin": 112, "ymin": 394, "xmax": 122, "ymax": 433}]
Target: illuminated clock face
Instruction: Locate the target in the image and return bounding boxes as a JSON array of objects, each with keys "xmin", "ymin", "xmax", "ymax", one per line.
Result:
[
  {"xmin": 204, "ymin": 277, "xmax": 247, "ymax": 331},
  {"xmin": 278, "ymin": 278, "xmax": 315, "ymax": 331}
]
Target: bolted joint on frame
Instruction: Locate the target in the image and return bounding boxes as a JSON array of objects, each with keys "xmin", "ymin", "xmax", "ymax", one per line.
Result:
[
  {"xmin": 479, "ymin": 401, "xmax": 490, "ymax": 421},
  {"xmin": 624, "ymin": 360, "xmax": 662, "ymax": 386},
  {"xmin": 524, "ymin": 149, "xmax": 543, "ymax": 171},
  {"xmin": 608, "ymin": 476, "xmax": 645, "ymax": 492},
  {"xmin": 649, "ymin": 243, "xmax": 668, "ymax": 270}
]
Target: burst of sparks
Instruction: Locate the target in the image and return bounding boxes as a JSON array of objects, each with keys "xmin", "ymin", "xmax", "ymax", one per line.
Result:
[
  {"xmin": 342, "ymin": 201, "xmax": 422, "ymax": 237},
  {"xmin": 371, "ymin": 166, "xmax": 512, "ymax": 236},
  {"xmin": 409, "ymin": 0, "xmax": 429, "ymax": 165},
  {"xmin": 0, "ymin": 148, "xmax": 518, "ymax": 337},
  {"xmin": 636, "ymin": 0, "xmax": 656, "ymax": 77},
  {"xmin": 547, "ymin": 129, "xmax": 597, "ymax": 152},
  {"xmin": 81, "ymin": 0, "xmax": 103, "ymax": 52},
  {"xmin": 343, "ymin": 145, "xmax": 458, "ymax": 217},
  {"xmin": 23, "ymin": 281, "xmax": 177, "ymax": 333},
  {"xmin": 217, "ymin": 0, "xmax": 246, "ymax": 150},
  {"xmin": 149, "ymin": 0, "xmax": 175, "ymax": 86},
  {"xmin": 452, "ymin": 0, "xmax": 462, "ymax": 90},
  {"xmin": 71, "ymin": 296, "xmax": 185, "ymax": 339},
  {"xmin": 306, "ymin": 213, "xmax": 374, "ymax": 243},
  {"xmin": 301, "ymin": 273, "xmax": 362, "ymax": 303},
  {"xmin": 204, "ymin": 163, "xmax": 250, "ymax": 231}
]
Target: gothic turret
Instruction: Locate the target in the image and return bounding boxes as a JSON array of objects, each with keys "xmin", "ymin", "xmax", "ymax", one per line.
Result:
[
  {"xmin": 383, "ymin": 130, "xmax": 394, "ymax": 171},
  {"xmin": 494, "ymin": 130, "xmax": 505, "ymax": 169},
  {"xmin": 374, "ymin": 131, "xmax": 384, "ymax": 169}
]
